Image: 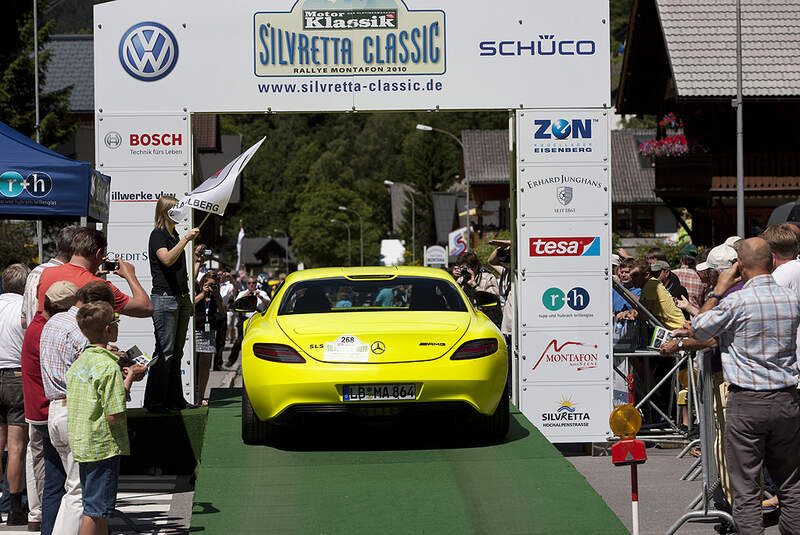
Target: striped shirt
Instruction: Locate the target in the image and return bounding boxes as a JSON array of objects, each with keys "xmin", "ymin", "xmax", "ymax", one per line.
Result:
[
  {"xmin": 693, "ymin": 274, "xmax": 800, "ymax": 390},
  {"xmin": 39, "ymin": 307, "xmax": 86, "ymax": 400},
  {"xmin": 21, "ymin": 258, "xmax": 63, "ymax": 327},
  {"xmin": 66, "ymin": 346, "xmax": 129, "ymax": 462}
]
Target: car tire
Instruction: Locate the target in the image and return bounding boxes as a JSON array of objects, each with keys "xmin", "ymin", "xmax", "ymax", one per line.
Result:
[
  {"xmin": 242, "ymin": 388, "xmax": 271, "ymax": 445},
  {"xmin": 478, "ymin": 385, "xmax": 510, "ymax": 440}
]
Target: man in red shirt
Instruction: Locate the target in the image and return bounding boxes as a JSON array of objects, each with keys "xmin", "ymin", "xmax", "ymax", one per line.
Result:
[
  {"xmin": 36, "ymin": 228, "xmax": 152, "ymax": 318},
  {"xmin": 21, "ymin": 281, "xmax": 79, "ymax": 531}
]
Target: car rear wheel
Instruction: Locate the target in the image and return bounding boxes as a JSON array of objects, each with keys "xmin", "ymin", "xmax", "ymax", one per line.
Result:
[
  {"xmin": 477, "ymin": 385, "xmax": 509, "ymax": 440},
  {"xmin": 242, "ymin": 388, "xmax": 271, "ymax": 445}
]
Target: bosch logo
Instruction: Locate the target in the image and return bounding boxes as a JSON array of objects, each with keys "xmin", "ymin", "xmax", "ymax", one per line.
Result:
[
  {"xmin": 542, "ymin": 287, "xmax": 590, "ymax": 311},
  {"xmin": 118, "ymin": 22, "xmax": 179, "ymax": 82},
  {"xmin": 529, "ymin": 237, "xmax": 600, "ymax": 257},
  {"xmin": 129, "ymin": 133, "xmax": 183, "ymax": 147},
  {"xmin": 534, "ymin": 119, "xmax": 592, "ymax": 140},
  {"xmin": 104, "ymin": 131, "xmax": 122, "ymax": 149}
]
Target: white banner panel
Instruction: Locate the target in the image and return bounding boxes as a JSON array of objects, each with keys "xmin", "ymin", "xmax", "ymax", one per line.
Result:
[
  {"xmin": 518, "ymin": 166, "xmax": 609, "ymax": 220},
  {"xmin": 517, "ymin": 110, "xmax": 609, "ymax": 165},
  {"xmin": 96, "ymin": 114, "xmax": 191, "ymax": 169},
  {"xmin": 519, "ymin": 330, "xmax": 610, "ymax": 384},
  {"xmin": 518, "ymin": 275, "xmax": 610, "ymax": 329},
  {"xmin": 520, "ymin": 383, "xmax": 612, "ymax": 442},
  {"xmin": 107, "ymin": 170, "xmax": 187, "ymax": 224},
  {"xmin": 94, "ymin": 0, "xmax": 610, "ymax": 112},
  {"xmin": 518, "ymin": 220, "xmax": 610, "ymax": 274}
]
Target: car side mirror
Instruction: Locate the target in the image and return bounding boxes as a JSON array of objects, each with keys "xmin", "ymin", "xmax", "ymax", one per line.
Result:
[
  {"xmin": 233, "ymin": 295, "xmax": 258, "ymax": 313},
  {"xmin": 474, "ymin": 290, "xmax": 500, "ymax": 308}
]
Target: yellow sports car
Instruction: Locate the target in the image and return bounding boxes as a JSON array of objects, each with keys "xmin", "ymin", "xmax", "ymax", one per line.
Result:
[{"xmin": 239, "ymin": 266, "xmax": 508, "ymax": 444}]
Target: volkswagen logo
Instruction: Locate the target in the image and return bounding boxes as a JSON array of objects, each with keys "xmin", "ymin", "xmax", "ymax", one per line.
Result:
[
  {"xmin": 104, "ymin": 131, "xmax": 122, "ymax": 149},
  {"xmin": 118, "ymin": 22, "xmax": 179, "ymax": 82},
  {"xmin": 371, "ymin": 341, "xmax": 386, "ymax": 354}
]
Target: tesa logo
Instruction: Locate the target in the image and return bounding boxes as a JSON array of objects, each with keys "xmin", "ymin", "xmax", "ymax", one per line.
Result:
[
  {"xmin": 129, "ymin": 133, "xmax": 183, "ymax": 147},
  {"xmin": 530, "ymin": 237, "xmax": 600, "ymax": 257}
]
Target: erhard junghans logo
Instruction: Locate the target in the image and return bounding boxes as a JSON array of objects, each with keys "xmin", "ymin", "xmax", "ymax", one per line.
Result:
[{"xmin": 254, "ymin": 0, "xmax": 444, "ymax": 77}]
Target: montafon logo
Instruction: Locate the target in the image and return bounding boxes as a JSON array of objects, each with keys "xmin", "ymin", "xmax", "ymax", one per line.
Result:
[{"xmin": 118, "ymin": 22, "xmax": 179, "ymax": 82}]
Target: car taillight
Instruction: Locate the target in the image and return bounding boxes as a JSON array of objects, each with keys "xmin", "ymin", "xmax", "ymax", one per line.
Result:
[
  {"xmin": 252, "ymin": 343, "xmax": 306, "ymax": 363},
  {"xmin": 450, "ymin": 338, "xmax": 499, "ymax": 360}
]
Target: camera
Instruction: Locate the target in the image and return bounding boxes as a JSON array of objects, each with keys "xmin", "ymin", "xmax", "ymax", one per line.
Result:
[
  {"xmin": 102, "ymin": 260, "xmax": 120, "ymax": 272},
  {"xmin": 203, "ymin": 249, "xmax": 212, "ymax": 258},
  {"xmin": 495, "ymin": 247, "xmax": 511, "ymax": 264}
]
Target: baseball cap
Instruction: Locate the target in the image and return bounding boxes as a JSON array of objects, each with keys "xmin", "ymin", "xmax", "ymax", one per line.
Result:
[
  {"xmin": 649, "ymin": 260, "xmax": 670, "ymax": 272},
  {"xmin": 696, "ymin": 244, "xmax": 737, "ymax": 272},
  {"xmin": 724, "ymin": 236, "xmax": 743, "ymax": 247},
  {"xmin": 611, "ymin": 254, "xmax": 620, "ymax": 266},
  {"xmin": 44, "ymin": 280, "xmax": 79, "ymax": 306},
  {"xmin": 680, "ymin": 244, "xmax": 699, "ymax": 256}
]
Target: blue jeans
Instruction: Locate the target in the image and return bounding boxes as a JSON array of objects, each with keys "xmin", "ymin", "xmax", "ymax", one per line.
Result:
[
  {"xmin": 144, "ymin": 293, "xmax": 192, "ymax": 409},
  {"xmin": 79, "ymin": 456, "xmax": 120, "ymax": 519},
  {"xmin": 40, "ymin": 424, "xmax": 62, "ymax": 535}
]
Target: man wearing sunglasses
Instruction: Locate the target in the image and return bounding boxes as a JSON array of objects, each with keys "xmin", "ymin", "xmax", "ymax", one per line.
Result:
[{"xmin": 225, "ymin": 278, "xmax": 269, "ymax": 369}]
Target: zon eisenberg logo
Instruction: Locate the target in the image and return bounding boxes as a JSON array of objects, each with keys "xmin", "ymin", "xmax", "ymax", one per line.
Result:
[
  {"xmin": 118, "ymin": 22, "xmax": 179, "ymax": 82},
  {"xmin": 104, "ymin": 132, "xmax": 122, "ymax": 150}
]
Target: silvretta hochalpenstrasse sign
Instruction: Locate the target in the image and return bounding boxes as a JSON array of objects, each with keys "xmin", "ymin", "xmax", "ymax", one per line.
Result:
[{"xmin": 254, "ymin": 0, "xmax": 445, "ymax": 77}]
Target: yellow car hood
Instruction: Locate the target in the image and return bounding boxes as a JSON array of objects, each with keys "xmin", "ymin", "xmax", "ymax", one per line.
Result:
[{"xmin": 276, "ymin": 311, "xmax": 470, "ymax": 363}]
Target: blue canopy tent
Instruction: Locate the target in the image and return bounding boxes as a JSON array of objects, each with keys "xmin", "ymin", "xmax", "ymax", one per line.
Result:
[{"xmin": 0, "ymin": 121, "xmax": 109, "ymax": 222}]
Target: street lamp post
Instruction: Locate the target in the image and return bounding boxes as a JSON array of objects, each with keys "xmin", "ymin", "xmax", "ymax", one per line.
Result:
[
  {"xmin": 338, "ymin": 205, "xmax": 363, "ymax": 266},
  {"xmin": 416, "ymin": 124, "xmax": 468, "ymax": 249},
  {"xmin": 273, "ymin": 228, "xmax": 289, "ymax": 273},
  {"xmin": 330, "ymin": 219, "xmax": 352, "ymax": 266},
  {"xmin": 384, "ymin": 180, "xmax": 415, "ymax": 264}
]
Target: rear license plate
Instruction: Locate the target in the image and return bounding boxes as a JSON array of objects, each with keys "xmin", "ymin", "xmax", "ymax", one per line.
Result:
[{"xmin": 343, "ymin": 384, "xmax": 416, "ymax": 402}]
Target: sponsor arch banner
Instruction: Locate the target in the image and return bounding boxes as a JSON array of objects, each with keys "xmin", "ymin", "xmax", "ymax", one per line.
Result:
[{"xmin": 93, "ymin": 0, "xmax": 610, "ymax": 113}]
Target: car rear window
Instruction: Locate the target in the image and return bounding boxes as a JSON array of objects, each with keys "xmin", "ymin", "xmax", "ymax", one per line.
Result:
[{"xmin": 278, "ymin": 276, "xmax": 468, "ymax": 315}]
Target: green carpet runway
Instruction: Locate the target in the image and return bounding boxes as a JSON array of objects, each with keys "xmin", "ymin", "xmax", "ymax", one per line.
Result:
[{"xmin": 191, "ymin": 389, "xmax": 627, "ymax": 534}]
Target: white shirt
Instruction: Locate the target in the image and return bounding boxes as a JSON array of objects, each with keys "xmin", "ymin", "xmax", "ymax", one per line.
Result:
[
  {"xmin": 0, "ymin": 293, "xmax": 25, "ymax": 368},
  {"xmin": 21, "ymin": 258, "xmax": 63, "ymax": 327},
  {"xmin": 235, "ymin": 289, "xmax": 270, "ymax": 318},
  {"xmin": 219, "ymin": 281, "xmax": 235, "ymax": 307},
  {"xmin": 772, "ymin": 259, "xmax": 800, "ymax": 358}
]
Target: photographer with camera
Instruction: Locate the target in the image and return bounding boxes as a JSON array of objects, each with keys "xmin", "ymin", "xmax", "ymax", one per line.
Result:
[
  {"xmin": 226, "ymin": 277, "xmax": 270, "ymax": 368},
  {"xmin": 144, "ymin": 195, "xmax": 200, "ymax": 413},
  {"xmin": 488, "ymin": 240, "xmax": 514, "ymax": 392},
  {"xmin": 194, "ymin": 272, "xmax": 225, "ymax": 403}
]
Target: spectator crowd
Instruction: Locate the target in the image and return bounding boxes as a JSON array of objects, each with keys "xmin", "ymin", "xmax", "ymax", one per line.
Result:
[
  {"xmin": 614, "ymin": 224, "xmax": 800, "ymax": 534},
  {"xmin": 0, "ymin": 200, "xmax": 281, "ymax": 533}
]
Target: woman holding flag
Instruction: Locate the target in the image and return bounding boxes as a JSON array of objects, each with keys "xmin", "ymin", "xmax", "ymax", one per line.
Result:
[{"xmin": 144, "ymin": 195, "xmax": 200, "ymax": 413}]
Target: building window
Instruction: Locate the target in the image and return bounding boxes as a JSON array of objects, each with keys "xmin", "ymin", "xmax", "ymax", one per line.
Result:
[{"xmin": 614, "ymin": 206, "xmax": 655, "ymax": 235}]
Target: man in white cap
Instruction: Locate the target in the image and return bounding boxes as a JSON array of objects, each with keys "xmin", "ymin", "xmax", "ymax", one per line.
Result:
[{"xmin": 20, "ymin": 280, "xmax": 79, "ymax": 531}]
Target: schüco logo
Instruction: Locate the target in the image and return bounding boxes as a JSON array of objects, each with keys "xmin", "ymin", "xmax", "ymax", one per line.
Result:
[
  {"xmin": 542, "ymin": 287, "xmax": 589, "ymax": 311},
  {"xmin": 118, "ymin": 22, "xmax": 179, "ymax": 82},
  {"xmin": 531, "ymin": 340, "xmax": 599, "ymax": 372},
  {"xmin": 529, "ymin": 237, "xmax": 600, "ymax": 257},
  {"xmin": 534, "ymin": 119, "xmax": 592, "ymax": 140}
]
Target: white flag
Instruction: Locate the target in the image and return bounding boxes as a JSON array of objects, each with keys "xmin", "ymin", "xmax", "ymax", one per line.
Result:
[
  {"xmin": 235, "ymin": 225, "xmax": 245, "ymax": 274},
  {"xmin": 169, "ymin": 137, "xmax": 266, "ymax": 223}
]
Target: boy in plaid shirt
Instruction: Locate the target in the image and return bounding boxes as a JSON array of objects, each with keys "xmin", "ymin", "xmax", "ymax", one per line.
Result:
[{"xmin": 67, "ymin": 302, "xmax": 139, "ymax": 535}]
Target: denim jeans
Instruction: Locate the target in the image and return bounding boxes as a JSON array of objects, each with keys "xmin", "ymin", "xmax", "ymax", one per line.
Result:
[
  {"xmin": 40, "ymin": 423, "xmax": 63, "ymax": 535},
  {"xmin": 144, "ymin": 293, "xmax": 192, "ymax": 409}
]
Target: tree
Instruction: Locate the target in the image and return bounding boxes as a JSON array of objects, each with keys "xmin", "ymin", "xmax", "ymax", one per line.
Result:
[{"xmin": 0, "ymin": 0, "xmax": 75, "ymax": 148}]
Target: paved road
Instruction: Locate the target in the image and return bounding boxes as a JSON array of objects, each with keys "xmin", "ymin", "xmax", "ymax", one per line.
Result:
[{"xmin": 569, "ymin": 446, "xmax": 782, "ymax": 534}]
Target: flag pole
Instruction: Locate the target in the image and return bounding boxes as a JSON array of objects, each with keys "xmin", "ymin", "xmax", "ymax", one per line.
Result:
[{"xmin": 197, "ymin": 212, "xmax": 213, "ymax": 229}]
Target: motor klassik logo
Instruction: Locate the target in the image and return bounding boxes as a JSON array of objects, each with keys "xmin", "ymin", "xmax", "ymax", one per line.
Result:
[{"xmin": 254, "ymin": 0, "xmax": 444, "ymax": 77}]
